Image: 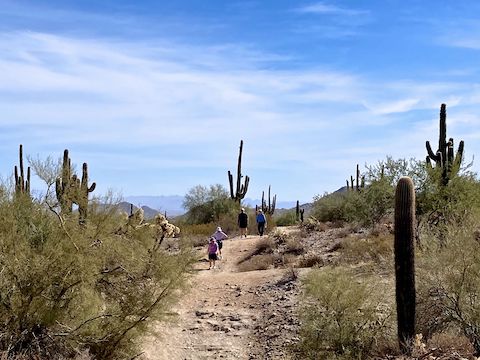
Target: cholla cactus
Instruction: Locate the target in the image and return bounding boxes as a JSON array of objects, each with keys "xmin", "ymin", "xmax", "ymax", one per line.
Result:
[{"xmin": 153, "ymin": 214, "xmax": 180, "ymax": 239}]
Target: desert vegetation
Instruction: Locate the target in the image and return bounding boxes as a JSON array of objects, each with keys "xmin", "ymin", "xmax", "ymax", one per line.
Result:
[
  {"xmin": 2, "ymin": 104, "xmax": 480, "ymax": 360},
  {"xmin": 0, "ymin": 149, "xmax": 195, "ymax": 359},
  {"xmin": 295, "ymin": 104, "xmax": 480, "ymax": 359}
]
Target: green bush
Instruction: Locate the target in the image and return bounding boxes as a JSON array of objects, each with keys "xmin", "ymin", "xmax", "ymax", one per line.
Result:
[
  {"xmin": 417, "ymin": 172, "xmax": 480, "ymax": 244},
  {"xmin": 275, "ymin": 210, "xmax": 297, "ymax": 226},
  {"xmin": 311, "ymin": 192, "xmax": 352, "ymax": 223},
  {"xmin": 417, "ymin": 221, "xmax": 480, "ymax": 354},
  {"xmin": 298, "ymin": 267, "xmax": 394, "ymax": 359},
  {"xmin": 0, "ymin": 191, "xmax": 195, "ymax": 359},
  {"xmin": 182, "ymin": 184, "xmax": 238, "ymax": 225}
]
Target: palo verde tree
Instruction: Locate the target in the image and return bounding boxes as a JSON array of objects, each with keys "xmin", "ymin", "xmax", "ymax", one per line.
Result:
[
  {"xmin": 183, "ymin": 184, "xmax": 237, "ymax": 224},
  {"xmin": 0, "ymin": 157, "xmax": 194, "ymax": 360}
]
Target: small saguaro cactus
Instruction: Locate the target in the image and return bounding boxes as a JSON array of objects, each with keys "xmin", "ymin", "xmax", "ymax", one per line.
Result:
[
  {"xmin": 426, "ymin": 103, "xmax": 464, "ymax": 186},
  {"xmin": 394, "ymin": 176, "xmax": 416, "ymax": 355},
  {"xmin": 14, "ymin": 144, "xmax": 30, "ymax": 196},
  {"xmin": 261, "ymin": 185, "xmax": 276, "ymax": 215},
  {"xmin": 55, "ymin": 149, "xmax": 74, "ymax": 214},
  {"xmin": 296, "ymin": 200, "xmax": 305, "ymax": 222},
  {"xmin": 346, "ymin": 164, "xmax": 365, "ymax": 191},
  {"xmin": 76, "ymin": 162, "xmax": 96, "ymax": 224},
  {"xmin": 228, "ymin": 140, "xmax": 250, "ymax": 202}
]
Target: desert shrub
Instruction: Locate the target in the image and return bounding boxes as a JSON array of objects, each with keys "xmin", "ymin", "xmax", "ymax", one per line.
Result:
[
  {"xmin": 275, "ymin": 210, "xmax": 297, "ymax": 226},
  {"xmin": 339, "ymin": 233, "xmax": 393, "ymax": 266},
  {"xmin": 298, "ymin": 267, "xmax": 394, "ymax": 359},
  {"xmin": 417, "ymin": 221, "xmax": 480, "ymax": 355},
  {"xmin": 298, "ymin": 254, "xmax": 324, "ymax": 268},
  {"xmin": 365, "ymin": 156, "xmax": 428, "ymax": 188},
  {"xmin": 284, "ymin": 238, "xmax": 305, "ymax": 255},
  {"xmin": 270, "ymin": 228, "xmax": 290, "ymax": 244},
  {"xmin": 255, "ymin": 237, "xmax": 275, "ymax": 253},
  {"xmin": 356, "ymin": 178, "xmax": 395, "ymax": 227},
  {"xmin": 237, "ymin": 254, "xmax": 275, "ymax": 272},
  {"xmin": 301, "ymin": 217, "xmax": 328, "ymax": 233},
  {"xmin": 182, "ymin": 184, "xmax": 238, "ymax": 225},
  {"xmin": 313, "ymin": 157, "xmax": 427, "ymax": 230},
  {"xmin": 0, "ymin": 191, "xmax": 195, "ymax": 359},
  {"xmin": 178, "ymin": 222, "xmax": 213, "ymax": 237},
  {"xmin": 416, "ymin": 172, "xmax": 480, "ymax": 245},
  {"xmin": 311, "ymin": 192, "xmax": 352, "ymax": 223}
]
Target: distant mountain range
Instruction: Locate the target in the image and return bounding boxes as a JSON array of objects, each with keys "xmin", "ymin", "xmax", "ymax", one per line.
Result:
[
  {"xmin": 117, "ymin": 201, "xmax": 164, "ymax": 220},
  {"xmin": 124, "ymin": 195, "xmax": 301, "ymax": 217},
  {"xmin": 125, "ymin": 195, "xmax": 185, "ymax": 216}
]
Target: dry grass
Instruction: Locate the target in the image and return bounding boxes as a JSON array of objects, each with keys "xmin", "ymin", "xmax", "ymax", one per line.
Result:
[
  {"xmin": 339, "ymin": 233, "xmax": 393, "ymax": 266},
  {"xmin": 426, "ymin": 333, "xmax": 474, "ymax": 356},
  {"xmin": 270, "ymin": 228, "xmax": 290, "ymax": 244},
  {"xmin": 298, "ymin": 254, "xmax": 324, "ymax": 268},
  {"xmin": 237, "ymin": 254, "xmax": 275, "ymax": 272},
  {"xmin": 284, "ymin": 238, "xmax": 305, "ymax": 255},
  {"xmin": 255, "ymin": 237, "xmax": 275, "ymax": 253}
]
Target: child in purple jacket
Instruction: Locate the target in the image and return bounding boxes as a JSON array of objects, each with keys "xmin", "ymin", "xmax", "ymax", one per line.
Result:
[{"xmin": 207, "ymin": 237, "xmax": 218, "ymax": 270}]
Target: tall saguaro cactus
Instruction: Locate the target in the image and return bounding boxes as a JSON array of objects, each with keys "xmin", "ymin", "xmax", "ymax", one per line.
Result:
[
  {"xmin": 14, "ymin": 144, "xmax": 30, "ymax": 196},
  {"xmin": 426, "ymin": 103, "xmax": 464, "ymax": 186},
  {"xmin": 394, "ymin": 176, "xmax": 416, "ymax": 355},
  {"xmin": 55, "ymin": 149, "xmax": 96, "ymax": 223},
  {"xmin": 228, "ymin": 140, "xmax": 250, "ymax": 202}
]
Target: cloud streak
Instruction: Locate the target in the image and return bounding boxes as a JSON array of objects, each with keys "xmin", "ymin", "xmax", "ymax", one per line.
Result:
[
  {"xmin": 296, "ymin": 2, "xmax": 369, "ymax": 16},
  {"xmin": 1, "ymin": 7, "xmax": 480, "ymax": 201}
]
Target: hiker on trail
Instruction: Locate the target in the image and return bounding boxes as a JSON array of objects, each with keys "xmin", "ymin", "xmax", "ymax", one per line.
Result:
[
  {"xmin": 211, "ymin": 226, "xmax": 228, "ymax": 258},
  {"xmin": 256, "ymin": 209, "xmax": 267, "ymax": 236},
  {"xmin": 238, "ymin": 208, "xmax": 248, "ymax": 238},
  {"xmin": 207, "ymin": 237, "xmax": 218, "ymax": 270}
]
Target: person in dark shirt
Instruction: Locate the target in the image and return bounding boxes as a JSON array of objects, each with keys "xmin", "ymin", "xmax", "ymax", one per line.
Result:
[{"xmin": 238, "ymin": 208, "xmax": 248, "ymax": 238}]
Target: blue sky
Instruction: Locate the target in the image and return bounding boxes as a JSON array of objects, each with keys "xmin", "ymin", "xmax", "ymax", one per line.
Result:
[{"xmin": 1, "ymin": 0, "xmax": 480, "ymax": 203}]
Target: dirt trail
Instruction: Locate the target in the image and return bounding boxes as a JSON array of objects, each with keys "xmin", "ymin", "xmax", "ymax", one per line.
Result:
[{"xmin": 142, "ymin": 233, "xmax": 300, "ymax": 360}]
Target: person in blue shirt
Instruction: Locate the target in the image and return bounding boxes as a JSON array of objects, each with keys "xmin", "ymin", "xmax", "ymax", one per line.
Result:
[{"xmin": 256, "ymin": 209, "xmax": 267, "ymax": 236}]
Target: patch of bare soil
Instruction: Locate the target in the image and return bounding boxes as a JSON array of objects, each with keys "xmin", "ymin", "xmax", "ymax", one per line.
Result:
[{"xmin": 141, "ymin": 231, "xmax": 303, "ymax": 360}]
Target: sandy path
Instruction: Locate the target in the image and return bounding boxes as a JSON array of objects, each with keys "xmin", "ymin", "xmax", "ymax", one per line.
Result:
[{"xmin": 141, "ymin": 234, "xmax": 288, "ymax": 360}]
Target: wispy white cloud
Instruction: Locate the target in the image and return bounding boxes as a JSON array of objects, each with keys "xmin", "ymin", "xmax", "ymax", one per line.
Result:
[
  {"xmin": 297, "ymin": 2, "xmax": 369, "ymax": 16},
  {"xmin": 1, "ymin": 27, "xmax": 480, "ymax": 200},
  {"xmin": 363, "ymin": 98, "xmax": 420, "ymax": 115}
]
